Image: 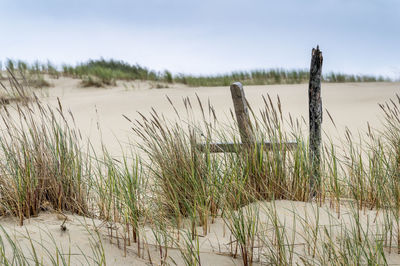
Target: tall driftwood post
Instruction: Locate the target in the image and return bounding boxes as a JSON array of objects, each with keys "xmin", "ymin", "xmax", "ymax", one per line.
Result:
[
  {"xmin": 230, "ymin": 82, "xmax": 254, "ymax": 144},
  {"xmin": 308, "ymin": 46, "xmax": 323, "ymax": 199}
]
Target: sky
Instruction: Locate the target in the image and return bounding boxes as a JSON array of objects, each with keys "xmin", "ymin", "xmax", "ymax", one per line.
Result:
[{"xmin": 0, "ymin": 0, "xmax": 399, "ymax": 78}]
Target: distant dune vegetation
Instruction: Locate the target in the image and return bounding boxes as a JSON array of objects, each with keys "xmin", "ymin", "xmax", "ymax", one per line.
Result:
[{"xmin": 0, "ymin": 58, "xmax": 392, "ymax": 88}]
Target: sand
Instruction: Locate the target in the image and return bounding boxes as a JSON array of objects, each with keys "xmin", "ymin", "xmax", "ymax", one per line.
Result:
[
  {"xmin": 1, "ymin": 77, "xmax": 400, "ymax": 265},
  {"xmin": 0, "ymin": 212, "xmax": 243, "ymax": 265},
  {"xmin": 3, "ymin": 200, "xmax": 400, "ymax": 265},
  {"xmin": 42, "ymin": 78, "xmax": 400, "ymax": 156}
]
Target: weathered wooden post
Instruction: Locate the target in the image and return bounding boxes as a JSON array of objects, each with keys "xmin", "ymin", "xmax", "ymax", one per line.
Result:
[
  {"xmin": 308, "ymin": 46, "xmax": 323, "ymax": 199},
  {"xmin": 230, "ymin": 82, "xmax": 254, "ymax": 145},
  {"xmin": 196, "ymin": 82, "xmax": 297, "ymax": 153}
]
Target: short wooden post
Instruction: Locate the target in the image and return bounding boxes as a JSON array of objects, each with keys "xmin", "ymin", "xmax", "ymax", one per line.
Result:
[
  {"xmin": 196, "ymin": 82, "xmax": 298, "ymax": 153},
  {"xmin": 230, "ymin": 82, "xmax": 254, "ymax": 144},
  {"xmin": 308, "ymin": 46, "xmax": 323, "ymax": 199}
]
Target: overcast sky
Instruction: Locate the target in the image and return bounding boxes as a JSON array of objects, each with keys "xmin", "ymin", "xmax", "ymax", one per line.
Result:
[{"xmin": 1, "ymin": 0, "xmax": 399, "ymax": 77}]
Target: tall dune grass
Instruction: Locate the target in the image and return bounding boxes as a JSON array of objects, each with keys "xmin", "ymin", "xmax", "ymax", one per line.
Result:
[
  {"xmin": 1, "ymin": 74, "xmax": 400, "ymax": 264},
  {"xmin": 0, "ymin": 76, "xmax": 90, "ymax": 225},
  {"xmin": 127, "ymin": 90, "xmax": 400, "ymax": 264},
  {"xmin": 132, "ymin": 100, "xmax": 222, "ymax": 237}
]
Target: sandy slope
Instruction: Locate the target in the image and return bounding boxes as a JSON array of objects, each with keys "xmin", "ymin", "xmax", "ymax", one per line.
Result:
[
  {"xmin": 0, "ymin": 212, "xmax": 243, "ymax": 265},
  {"xmin": 1, "ymin": 78, "xmax": 400, "ymax": 265},
  {"xmin": 43, "ymin": 78, "xmax": 400, "ymax": 156},
  {"xmin": 2, "ymin": 200, "xmax": 400, "ymax": 265}
]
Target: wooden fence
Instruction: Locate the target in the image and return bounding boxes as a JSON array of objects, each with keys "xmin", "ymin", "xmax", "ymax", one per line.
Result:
[{"xmin": 196, "ymin": 46, "xmax": 323, "ymax": 198}]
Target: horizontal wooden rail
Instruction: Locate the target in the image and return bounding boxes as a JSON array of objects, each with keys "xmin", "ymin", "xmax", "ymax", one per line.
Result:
[{"xmin": 196, "ymin": 141, "xmax": 298, "ymax": 153}]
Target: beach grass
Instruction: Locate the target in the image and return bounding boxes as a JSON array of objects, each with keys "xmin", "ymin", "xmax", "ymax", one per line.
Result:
[
  {"xmin": 0, "ymin": 74, "xmax": 400, "ymax": 264},
  {"xmin": 68, "ymin": 60, "xmax": 390, "ymax": 87},
  {"xmin": 0, "ymin": 84, "xmax": 90, "ymax": 225},
  {"xmin": 1, "ymin": 58, "xmax": 392, "ymax": 88}
]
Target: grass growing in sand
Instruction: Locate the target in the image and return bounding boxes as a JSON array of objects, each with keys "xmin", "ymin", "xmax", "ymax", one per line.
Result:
[
  {"xmin": 0, "ymin": 220, "xmax": 108, "ymax": 265},
  {"xmin": 66, "ymin": 59, "xmax": 390, "ymax": 87},
  {"xmin": 113, "ymin": 91, "xmax": 400, "ymax": 264},
  {"xmin": 0, "ymin": 75, "xmax": 89, "ymax": 225},
  {"xmin": 2, "ymin": 59, "xmax": 51, "ymax": 88},
  {"xmin": 1, "ymin": 74, "xmax": 400, "ymax": 265},
  {"xmin": 2, "ymin": 58, "xmax": 391, "ymax": 88}
]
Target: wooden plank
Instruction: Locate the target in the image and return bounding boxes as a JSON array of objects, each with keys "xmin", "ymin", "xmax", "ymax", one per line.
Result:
[
  {"xmin": 230, "ymin": 82, "xmax": 254, "ymax": 144},
  {"xmin": 196, "ymin": 141, "xmax": 298, "ymax": 153},
  {"xmin": 308, "ymin": 45, "xmax": 323, "ymax": 198}
]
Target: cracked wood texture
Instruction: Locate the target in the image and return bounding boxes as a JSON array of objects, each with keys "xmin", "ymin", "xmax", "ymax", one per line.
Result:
[
  {"xmin": 309, "ymin": 46, "xmax": 323, "ymax": 198},
  {"xmin": 230, "ymin": 82, "xmax": 255, "ymax": 145}
]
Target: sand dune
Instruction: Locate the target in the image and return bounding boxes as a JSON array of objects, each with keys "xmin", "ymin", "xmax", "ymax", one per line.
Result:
[
  {"xmin": 1, "ymin": 78, "xmax": 399, "ymax": 265},
  {"xmin": 3, "ymin": 200, "xmax": 400, "ymax": 265},
  {"xmin": 44, "ymin": 78, "xmax": 400, "ymax": 155}
]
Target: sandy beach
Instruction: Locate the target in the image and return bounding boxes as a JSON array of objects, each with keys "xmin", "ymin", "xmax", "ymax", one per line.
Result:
[
  {"xmin": 2, "ymin": 0, "xmax": 399, "ymax": 264},
  {"xmin": 0, "ymin": 78, "xmax": 399, "ymax": 265},
  {"xmin": 43, "ymin": 78, "xmax": 400, "ymax": 155}
]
